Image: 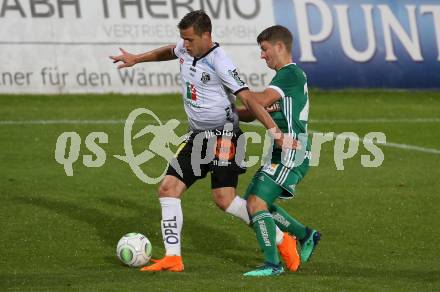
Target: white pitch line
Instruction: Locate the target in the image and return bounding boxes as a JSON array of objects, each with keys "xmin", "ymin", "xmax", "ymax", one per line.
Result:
[
  {"xmin": 245, "ymin": 121, "xmax": 440, "ymax": 155},
  {"xmin": 0, "ymin": 117, "xmax": 439, "ymax": 125},
  {"xmin": 329, "ymin": 132, "xmax": 440, "ymax": 155},
  {"xmin": 310, "ymin": 118, "xmax": 440, "ymax": 124},
  {"xmin": 1, "ymin": 118, "xmax": 439, "ymax": 155},
  {"xmin": 382, "ymin": 142, "xmax": 440, "ymax": 154},
  {"xmin": 0, "ymin": 119, "xmax": 126, "ymax": 125}
]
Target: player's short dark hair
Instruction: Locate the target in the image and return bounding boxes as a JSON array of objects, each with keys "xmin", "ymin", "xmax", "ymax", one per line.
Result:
[
  {"xmin": 178, "ymin": 10, "xmax": 212, "ymax": 35},
  {"xmin": 257, "ymin": 25, "xmax": 293, "ymax": 52}
]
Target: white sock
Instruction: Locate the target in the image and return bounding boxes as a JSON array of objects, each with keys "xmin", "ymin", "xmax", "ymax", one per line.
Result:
[
  {"xmin": 225, "ymin": 196, "xmax": 250, "ymax": 224},
  {"xmin": 275, "ymin": 225, "xmax": 284, "ymax": 245},
  {"xmin": 159, "ymin": 197, "xmax": 183, "ymax": 256}
]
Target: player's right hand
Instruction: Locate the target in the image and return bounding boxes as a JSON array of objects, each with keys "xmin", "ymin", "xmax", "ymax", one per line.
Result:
[
  {"xmin": 275, "ymin": 134, "xmax": 301, "ymax": 150},
  {"xmin": 268, "ymin": 128, "xmax": 301, "ymax": 150},
  {"xmin": 109, "ymin": 48, "xmax": 137, "ymax": 69}
]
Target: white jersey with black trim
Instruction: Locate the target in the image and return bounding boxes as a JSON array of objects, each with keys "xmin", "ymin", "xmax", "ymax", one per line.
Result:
[{"xmin": 173, "ymin": 39, "xmax": 248, "ymax": 131}]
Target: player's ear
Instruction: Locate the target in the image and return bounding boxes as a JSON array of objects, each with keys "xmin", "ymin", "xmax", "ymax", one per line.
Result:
[
  {"xmin": 276, "ymin": 41, "xmax": 284, "ymax": 53},
  {"xmin": 201, "ymin": 31, "xmax": 211, "ymax": 40}
]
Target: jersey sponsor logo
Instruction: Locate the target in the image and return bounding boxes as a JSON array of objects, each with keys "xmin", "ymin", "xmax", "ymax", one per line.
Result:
[
  {"xmin": 262, "ymin": 163, "xmax": 279, "ymax": 176},
  {"xmin": 162, "ymin": 216, "xmax": 179, "ymax": 244},
  {"xmin": 204, "ymin": 128, "xmax": 237, "ymax": 139},
  {"xmin": 190, "ymin": 67, "xmax": 196, "ymax": 72},
  {"xmin": 214, "ymin": 137, "xmax": 236, "ymax": 162},
  {"xmin": 265, "ymin": 102, "xmax": 281, "ymax": 113},
  {"xmin": 185, "ymin": 82, "xmax": 197, "ymax": 101},
  {"xmin": 183, "ymin": 98, "xmax": 201, "ymax": 108},
  {"xmin": 228, "ymin": 69, "xmax": 245, "ymax": 86},
  {"xmin": 273, "ymin": 213, "xmax": 291, "ymax": 227},
  {"xmin": 201, "ymin": 72, "xmax": 210, "ymax": 84},
  {"xmin": 258, "ymin": 220, "xmax": 271, "ymax": 247}
]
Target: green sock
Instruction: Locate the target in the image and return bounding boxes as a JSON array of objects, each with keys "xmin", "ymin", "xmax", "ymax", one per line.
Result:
[
  {"xmin": 251, "ymin": 211, "xmax": 279, "ymax": 265},
  {"xmin": 270, "ymin": 204, "xmax": 307, "ymax": 240}
]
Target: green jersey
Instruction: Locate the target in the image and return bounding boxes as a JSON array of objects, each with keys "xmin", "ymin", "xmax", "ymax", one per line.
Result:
[
  {"xmin": 266, "ymin": 63, "xmax": 310, "ymax": 168},
  {"xmin": 244, "ymin": 64, "xmax": 311, "ymax": 201}
]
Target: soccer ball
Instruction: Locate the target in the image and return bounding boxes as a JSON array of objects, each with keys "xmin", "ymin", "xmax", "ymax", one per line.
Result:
[{"xmin": 116, "ymin": 233, "xmax": 152, "ymax": 267}]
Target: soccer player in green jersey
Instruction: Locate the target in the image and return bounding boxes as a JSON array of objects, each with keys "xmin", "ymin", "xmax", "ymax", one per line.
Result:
[{"xmin": 237, "ymin": 25, "xmax": 321, "ymax": 277}]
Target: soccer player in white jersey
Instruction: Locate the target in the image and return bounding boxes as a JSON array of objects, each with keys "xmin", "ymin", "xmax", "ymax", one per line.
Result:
[{"xmin": 110, "ymin": 10, "xmax": 300, "ymax": 272}]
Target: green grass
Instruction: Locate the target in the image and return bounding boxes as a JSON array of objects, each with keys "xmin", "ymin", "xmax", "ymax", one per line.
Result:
[{"xmin": 1, "ymin": 90, "xmax": 439, "ymax": 291}]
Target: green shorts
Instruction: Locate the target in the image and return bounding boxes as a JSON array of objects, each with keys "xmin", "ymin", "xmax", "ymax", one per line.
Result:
[{"xmin": 243, "ymin": 159, "xmax": 309, "ymax": 205}]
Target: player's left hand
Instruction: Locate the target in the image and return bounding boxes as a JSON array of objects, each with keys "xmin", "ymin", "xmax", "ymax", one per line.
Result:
[{"xmin": 109, "ymin": 48, "xmax": 137, "ymax": 69}]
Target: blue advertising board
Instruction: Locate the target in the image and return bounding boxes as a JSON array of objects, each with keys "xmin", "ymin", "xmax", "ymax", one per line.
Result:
[{"xmin": 273, "ymin": 0, "xmax": 440, "ymax": 88}]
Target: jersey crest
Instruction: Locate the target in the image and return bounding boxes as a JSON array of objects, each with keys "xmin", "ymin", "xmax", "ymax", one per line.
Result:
[{"xmin": 201, "ymin": 72, "xmax": 210, "ymax": 84}]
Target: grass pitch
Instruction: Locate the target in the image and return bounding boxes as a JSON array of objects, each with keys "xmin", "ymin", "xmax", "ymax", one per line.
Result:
[{"xmin": 1, "ymin": 90, "xmax": 439, "ymax": 291}]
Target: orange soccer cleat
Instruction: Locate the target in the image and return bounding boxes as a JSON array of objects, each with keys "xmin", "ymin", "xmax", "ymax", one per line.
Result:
[
  {"xmin": 277, "ymin": 233, "xmax": 300, "ymax": 272},
  {"xmin": 140, "ymin": 256, "xmax": 184, "ymax": 272}
]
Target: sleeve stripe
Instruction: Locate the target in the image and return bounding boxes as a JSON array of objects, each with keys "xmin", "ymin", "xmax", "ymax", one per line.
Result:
[
  {"xmin": 234, "ymin": 87, "xmax": 249, "ymax": 96},
  {"xmin": 269, "ymin": 85, "xmax": 285, "ymax": 98}
]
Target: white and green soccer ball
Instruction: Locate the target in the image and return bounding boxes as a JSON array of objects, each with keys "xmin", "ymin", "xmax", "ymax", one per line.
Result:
[{"xmin": 116, "ymin": 233, "xmax": 152, "ymax": 267}]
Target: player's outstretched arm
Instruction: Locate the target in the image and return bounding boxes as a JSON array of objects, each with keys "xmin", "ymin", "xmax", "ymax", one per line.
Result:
[{"xmin": 110, "ymin": 45, "xmax": 177, "ymax": 69}]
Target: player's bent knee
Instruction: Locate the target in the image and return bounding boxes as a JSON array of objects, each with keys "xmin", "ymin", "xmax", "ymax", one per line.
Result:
[
  {"xmin": 158, "ymin": 185, "xmax": 181, "ymax": 198},
  {"xmin": 211, "ymin": 188, "xmax": 235, "ymax": 211},
  {"xmin": 213, "ymin": 200, "xmax": 226, "ymax": 210},
  {"xmin": 158, "ymin": 176, "xmax": 186, "ymax": 198},
  {"xmin": 212, "ymin": 195, "xmax": 231, "ymax": 211},
  {"xmin": 158, "ymin": 183, "xmax": 172, "ymax": 197},
  {"xmin": 246, "ymin": 195, "xmax": 268, "ymax": 215}
]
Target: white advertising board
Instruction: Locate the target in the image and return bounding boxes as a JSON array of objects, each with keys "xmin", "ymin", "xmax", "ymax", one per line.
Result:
[{"xmin": 0, "ymin": 0, "xmax": 273, "ymax": 94}]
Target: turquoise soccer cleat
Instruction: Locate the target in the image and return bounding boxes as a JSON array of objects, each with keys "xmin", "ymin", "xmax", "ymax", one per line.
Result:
[
  {"xmin": 243, "ymin": 262, "xmax": 284, "ymax": 277},
  {"xmin": 300, "ymin": 228, "xmax": 321, "ymax": 263}
]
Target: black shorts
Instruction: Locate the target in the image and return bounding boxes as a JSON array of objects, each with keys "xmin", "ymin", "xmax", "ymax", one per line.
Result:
[{"xmin": 166, "ymin": 128, "xmax": 247, "ymax": 189}]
